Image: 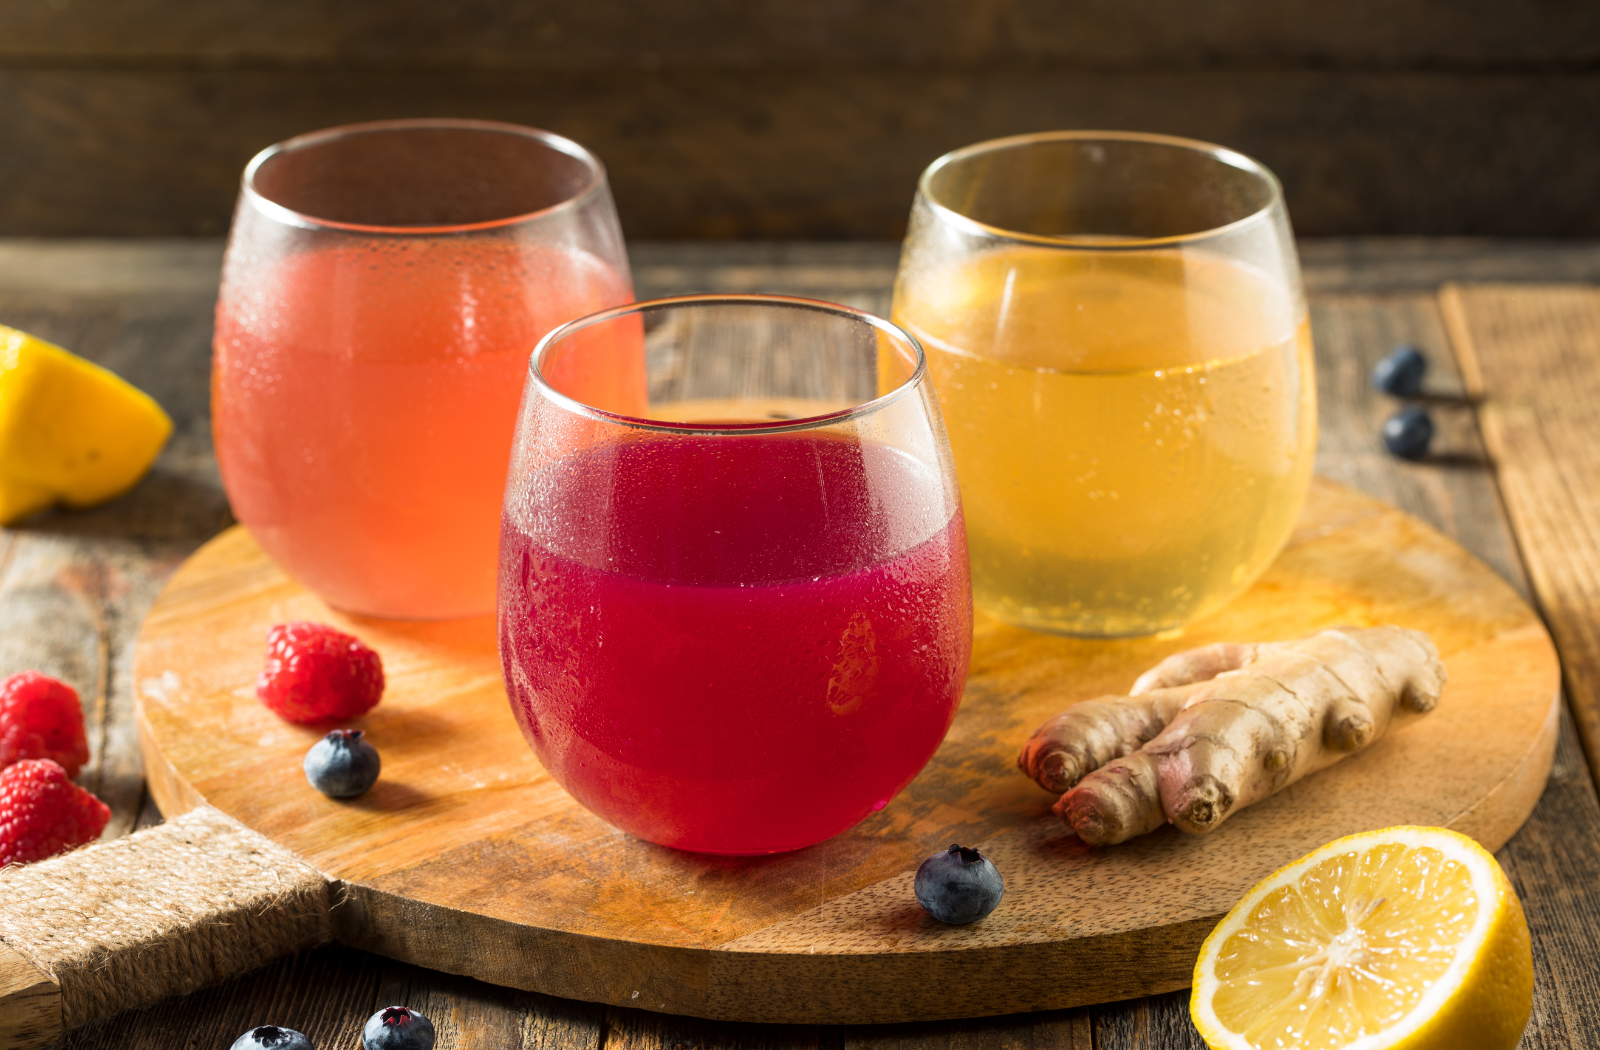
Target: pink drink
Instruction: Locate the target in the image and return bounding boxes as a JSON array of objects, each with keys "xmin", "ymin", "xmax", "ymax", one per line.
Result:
[
  {"xmin": 498, "ymin": 432, "xmax": 971, "ymax": 854},
  {"xmin": 214, "ymin": 239, "xmax": 637, "ymax": 618}
]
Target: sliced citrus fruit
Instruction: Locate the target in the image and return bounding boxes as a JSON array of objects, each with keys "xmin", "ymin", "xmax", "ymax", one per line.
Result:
[
  {"xmin": 1191, "ymin": 825, "xmax": 1532, "ymax": 1050},
  {"xmin": 0, "ymin": 325, "xmax": 172, "ymax": 523}
]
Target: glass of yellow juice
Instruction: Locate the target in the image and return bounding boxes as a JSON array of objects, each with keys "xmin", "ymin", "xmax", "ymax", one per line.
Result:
[{"xmin": 892, "ymin": 131, "xmax": 1316, "ymax": 636}]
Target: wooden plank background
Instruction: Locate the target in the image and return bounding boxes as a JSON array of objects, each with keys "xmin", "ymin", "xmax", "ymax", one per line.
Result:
[
  {"xmin": 0, "ymin": 1, "xmax": 1597, "ymax": 238},
  {"xmin": 1441, "ymin": 286, "xmax": 1600, "ymax": 793}
]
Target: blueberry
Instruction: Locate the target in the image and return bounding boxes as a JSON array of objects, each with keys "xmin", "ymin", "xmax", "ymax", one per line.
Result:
[
  {"xmin": 914, "ymin": 844, "xmax": 1004, "ymax": 924},
  {"xmin": 363, "ymin": 1006, "xmax": 435, "ymax": 1050},
  {"xmin": 1371, "ymin": 344, "xmax": 1427, "ymax": 397},
  {"xmin": 231, "ymin": 1026, "xmax": 314, "ymax": 1050},
  {"xmin": 303, "ymin": 729, "xmax": 380, "ymax": 798},
  {"xmin": 1382, "ymin": 405, "xmax": 1434, "ymax": 461}
]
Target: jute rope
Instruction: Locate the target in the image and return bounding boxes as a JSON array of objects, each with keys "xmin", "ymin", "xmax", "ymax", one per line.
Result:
[{"xmin": 0, "ymin": 805, "xmax": 334, "ymax": 1028}]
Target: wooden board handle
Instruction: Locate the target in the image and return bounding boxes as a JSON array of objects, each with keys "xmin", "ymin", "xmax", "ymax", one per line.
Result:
[{"xmin": 0, "ymin": 806, "xmax": 334, "ymax": 1049}]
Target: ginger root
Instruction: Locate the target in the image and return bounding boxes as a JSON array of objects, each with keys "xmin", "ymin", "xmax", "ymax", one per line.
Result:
[{"xmin": 1017, "ymin": 626, "xmax": 1446, "ymax": 845}]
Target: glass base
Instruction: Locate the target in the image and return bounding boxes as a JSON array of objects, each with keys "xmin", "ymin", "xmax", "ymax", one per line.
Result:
[{"xmin": 977, "ymin": 594, "xmax": 1199, "ymax": 639}]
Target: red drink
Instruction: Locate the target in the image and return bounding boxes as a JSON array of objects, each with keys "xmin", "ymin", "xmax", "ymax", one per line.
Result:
[
  {"xmin": 498, "ymin": 433, "xmax": 971, "ymax": 854},
  {"xmin": 214, "ymin": 239, "xmax": 637, "ymax": 618}
]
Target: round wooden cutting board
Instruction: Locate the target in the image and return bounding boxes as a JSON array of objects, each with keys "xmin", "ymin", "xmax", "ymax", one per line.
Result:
[{"xmin": 133, "ymin": 478, "xmax": 1559, "ymax": 1025}]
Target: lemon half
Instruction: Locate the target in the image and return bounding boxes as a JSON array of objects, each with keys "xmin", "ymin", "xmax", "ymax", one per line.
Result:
[{"xmin": 1191, "ymin": 825, "xmax": 1532, "ymax": 1050}]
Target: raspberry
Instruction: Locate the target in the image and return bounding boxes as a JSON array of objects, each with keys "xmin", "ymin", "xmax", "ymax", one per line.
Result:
[
  {"xmin": 257, "ymin": 622, "xmax": 385, "ymax": 724},
  {"xmin": 0, "ymin": 759, "xmax": 110, "ymax": 866},
  {"xmin": 0, "ymin": 671, "xmax": 89, "ymax": 776}
]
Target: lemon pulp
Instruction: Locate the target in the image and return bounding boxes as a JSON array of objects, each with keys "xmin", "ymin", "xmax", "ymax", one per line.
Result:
[{"xmin": 1192, "ymin": 826, "xmax": 1532, "ymax": 1050}]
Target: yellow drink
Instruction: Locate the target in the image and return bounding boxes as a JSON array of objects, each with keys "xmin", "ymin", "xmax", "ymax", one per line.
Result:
[{"xmin": 893, "ymin": 246, "xmax": 1315, "ymax": 635}]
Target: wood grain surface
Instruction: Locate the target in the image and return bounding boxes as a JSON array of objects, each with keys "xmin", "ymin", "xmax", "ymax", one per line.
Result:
[
  {"xmin": 1, "ymin": 2, "xmax": 1598, "ymax": 238},
  {"xmin": 5, "ymin": 67, "xmax": 1600, "ymax": 243},
  {"xmin": 0, "ymin": 946, "xmax": 57, "ymax": 1050},
  {"xmin": 1440, "ymin": 286, "xmax": 1600, "ymax": 790},
  {"xmin": 0, "ymin": 239, "xmax": 1595, "ymax": 1047},
  {"xmin": 129, "ymin": 473, "xmax": 1559, "ymax": 1024},
  {"xmin": 5, "ymin": 0, "xmax": 1597, "ymax": 67}
]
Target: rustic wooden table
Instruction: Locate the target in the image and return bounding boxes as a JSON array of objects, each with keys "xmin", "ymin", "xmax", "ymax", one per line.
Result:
[{"xmin": 4, "ymin": 238, "xmax": 1600, "ymax": 1049}]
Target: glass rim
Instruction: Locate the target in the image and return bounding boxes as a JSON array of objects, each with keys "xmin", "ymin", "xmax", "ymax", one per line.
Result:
[
  {"xmin": 241, "ymin": 117, "xmax": 608, "ymax": 235},
  {"xmin": 918, "ymin": 129, "xmax": 1285, "ymax": 250},
  {"xmin": 529, "ymin": 293, "xmax": 929, "ymax": 437}
]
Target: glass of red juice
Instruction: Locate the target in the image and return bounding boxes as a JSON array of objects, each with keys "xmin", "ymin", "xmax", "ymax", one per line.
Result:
[
  {"xmin": 498, "ymin": 295, "xmax": 973, "ymax": 854},
  {"xmin": 213, "ymin": 119, "xmax": 639, "ymax": 619}
]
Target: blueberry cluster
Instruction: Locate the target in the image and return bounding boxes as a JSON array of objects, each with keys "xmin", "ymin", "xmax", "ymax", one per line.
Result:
[
  {"xmin": 231, "ymin": 1006, "xmax": 434, "ymax": 1050},
  {"xmin": 1372, "ymin": 344, "xmax": 1434, "ymax": 461}
]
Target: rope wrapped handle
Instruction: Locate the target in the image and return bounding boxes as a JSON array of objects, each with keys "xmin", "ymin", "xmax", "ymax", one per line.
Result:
[{"xmin": 0, "ymin": 806, "xmax": 333, "ymax": 1050}]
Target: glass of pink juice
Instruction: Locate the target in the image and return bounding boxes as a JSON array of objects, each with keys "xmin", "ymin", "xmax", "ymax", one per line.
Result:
[
  {"xmin": 499, "ymin": 295, "xmax": 973, "ymax": 854},
  {"xmin": 213, "ymin": 119, "xmax": 639, "ymax": 619}
]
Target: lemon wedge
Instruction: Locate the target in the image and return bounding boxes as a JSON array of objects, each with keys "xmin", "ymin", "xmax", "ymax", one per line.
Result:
[
  {"xmin": 1191, "ymin": 825, "xmax": 1532, "ymax": 1050},
  {"xmin": 0, "ymin": 325, "xmax": 172, "ymax": 524}
]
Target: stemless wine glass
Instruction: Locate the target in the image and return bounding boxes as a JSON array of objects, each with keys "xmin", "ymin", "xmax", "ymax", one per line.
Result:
[
  {"xmin": 498, "ymin": 295, "xmax": 972, "ymax": 854},
  {"xmin": 213, "ymin": 119, "xmax": 637, "ymax": 620},
  {"xmin": 892, "ymin": 131, "xmax": 1317, "ymax": 637}
]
